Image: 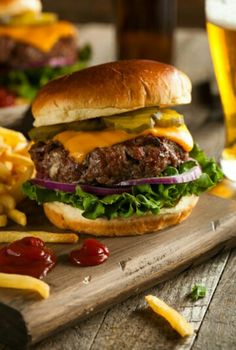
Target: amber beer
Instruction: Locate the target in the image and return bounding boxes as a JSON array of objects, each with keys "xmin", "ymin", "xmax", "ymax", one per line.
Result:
[
  {"xmin": 206, "ymin": 0, "xmax": 236, "ymax": 181},
  {"xmin": 115, "ymin": 0, "xmax": 176, "ymax": 64}
]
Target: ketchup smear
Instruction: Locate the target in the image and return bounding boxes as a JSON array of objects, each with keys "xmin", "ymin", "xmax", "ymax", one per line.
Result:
[
  {"xmin": 70, "ymin": 239, "xmax": 109, "ymax": 267},
  {"xmin": 0, "ymin": 237, "xmax": 56, "ymax": 279},
  {"xmin": 0, "ymin": 87, "xmax": 16, "ymax": 108}
]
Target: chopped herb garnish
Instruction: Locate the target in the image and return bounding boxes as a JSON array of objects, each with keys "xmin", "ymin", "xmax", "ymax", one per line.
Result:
[{"xmin": 190, "ymin": 284, "xmax": 206, "ymax": 301}]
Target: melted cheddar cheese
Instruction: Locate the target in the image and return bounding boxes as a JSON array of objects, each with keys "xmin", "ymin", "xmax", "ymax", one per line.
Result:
[
  {"xmin": 0, "ymin": 21, "xmax": 76, "ymax": 52},
  {"xmin": 54, "ymin": 125, "xmax": 194, "ymax": 163}
]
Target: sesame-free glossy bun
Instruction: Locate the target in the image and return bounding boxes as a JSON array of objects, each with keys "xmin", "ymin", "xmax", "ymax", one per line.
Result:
[
  {"xmin": 43, "ymin": 195, "xmax": 198, "ymax": 237},
  {"xmin": 0, "ymin": 0, "xmax": 42, "ymax": 17},
  {"xmin": 32, "ymin": 59, "xmax": 192, "ymax": 127}
]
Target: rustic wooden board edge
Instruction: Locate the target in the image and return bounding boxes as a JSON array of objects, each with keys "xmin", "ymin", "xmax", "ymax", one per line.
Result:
[
  {"xmin": 1, "ymin": 195, "xmax": 236, "ymax": 348},
  {"xmin": 30, "ymin": 230, "xmax": 236, "ymax": 347},
  {"xmin": 0, "ymin": 303, "xmax": 29, "ymax": 349},
  {"xmin": 35, "ymin": 242, "xmax": 235, "ymax": 349},
  {"xmin": 84, "ymin": 253, "xmax": 231, "ymax": 350}
]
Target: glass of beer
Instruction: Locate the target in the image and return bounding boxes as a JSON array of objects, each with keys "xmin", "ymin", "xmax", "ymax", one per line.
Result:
[{"xmin": 206, "ymin": 0, "xmax": 236, "ymax": 181}]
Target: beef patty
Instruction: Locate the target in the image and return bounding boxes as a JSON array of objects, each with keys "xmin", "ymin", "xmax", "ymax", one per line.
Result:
[
  {"xmin": 30, "ymin": 135, "xmax": 188, "ymax": 186},
  {"xmin": 0, "ymin": 36, "xmax": 77, "ymax": 68}
]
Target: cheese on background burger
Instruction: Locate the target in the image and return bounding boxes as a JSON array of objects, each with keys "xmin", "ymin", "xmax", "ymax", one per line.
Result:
[
  {"xmin": 0, "ymin": 0, "xmax": 90, "ymax": 105},
  {"xmin": 23, "ymin": 60, "xmax": 223, "ymax": 236},
  {"xmin": 0, "ymin": 20, "xmax": 76, "ymax": 53}
]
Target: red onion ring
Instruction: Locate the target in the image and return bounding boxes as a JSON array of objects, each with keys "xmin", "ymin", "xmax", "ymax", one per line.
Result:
[
  {"xmin": 32, "ymin": 178, "xmax": 76, "ymax": 193},
  {"xmin": 31, "ymin": 164, "xmax": 202, "ymax": 196},
  {"xmin": 31, "ymin": 178, "xmax": 131, "ymax": 196},
  {"xmin": 9, "ymin": 57, "xmax": 76, "ymax": 70},
  {"xmin": 116, "ymin": 165, "xmax": 202, "ymax": 187}
]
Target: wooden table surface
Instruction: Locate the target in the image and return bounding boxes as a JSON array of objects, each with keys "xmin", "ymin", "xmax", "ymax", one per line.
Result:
[{"xmin": 1, "ymin": 26, "xmax": 236, "ymax": 350}]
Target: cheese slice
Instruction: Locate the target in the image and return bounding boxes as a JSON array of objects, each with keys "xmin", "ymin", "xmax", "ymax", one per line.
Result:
[
  {"xmin": 0, "ymin": 21, "xmax": 76, "ymax": 52},
  {"xmin": 54, "ymin": 125, "xmax": 194, "ymax": 163}
]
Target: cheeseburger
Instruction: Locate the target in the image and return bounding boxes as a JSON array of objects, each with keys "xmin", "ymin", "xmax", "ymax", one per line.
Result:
[
  {"xmin": 23, "ymin": 60, "xmax": 223, "ymax": 236},
  {"xmin": 0, "ymin": 0, "xmax": 90, "ymax": 107}
]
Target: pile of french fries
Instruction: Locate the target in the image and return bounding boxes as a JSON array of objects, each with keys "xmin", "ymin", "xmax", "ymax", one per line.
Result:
[
  {"xmin": 0, "ymin": 127, "xmax": 34, "ymax": 227},
  {"xmin": 0, "ymin": 127, "xmax": 83, "ymax": 299}
]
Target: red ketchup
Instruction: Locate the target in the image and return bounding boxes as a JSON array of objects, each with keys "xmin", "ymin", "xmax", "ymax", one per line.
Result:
[
  {"xmin": 0, "ymin": 237, "xmax": 56, "ymax": 279},
  {"xmin": 70, "ymin": 239, "xmax": 109, "ymax": 267},
  {"xmin": 0, "ymin": 88, "xmax": 16, "ymax": 107}
]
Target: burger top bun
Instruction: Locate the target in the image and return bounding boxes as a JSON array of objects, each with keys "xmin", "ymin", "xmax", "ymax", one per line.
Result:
[
  {"xmin": 32, "ymin": 59, "xmax": 192, "ymax": 127},
  {"xmin": 0, "ymin": 0, "xmax": 42, "ymax": 17}
]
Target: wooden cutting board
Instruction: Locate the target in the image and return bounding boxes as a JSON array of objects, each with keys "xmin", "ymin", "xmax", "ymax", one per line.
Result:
[{"xmin": 0, "ymin": 194, "xmax": 236, "ymax": 349}]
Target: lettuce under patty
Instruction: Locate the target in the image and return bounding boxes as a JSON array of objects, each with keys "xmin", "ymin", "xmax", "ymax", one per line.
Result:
[
  {"xmin": 1, "ymin": 44, "xmax": 91, "ymax": 101},
  {"xmin": 22, "ymin": 144, "xmax": 223, "ymax": 220}
]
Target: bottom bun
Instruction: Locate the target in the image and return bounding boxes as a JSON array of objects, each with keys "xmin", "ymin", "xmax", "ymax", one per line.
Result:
[{"xmin": 43, "ymin": 195, "xmax": 198, "ymax": 237}]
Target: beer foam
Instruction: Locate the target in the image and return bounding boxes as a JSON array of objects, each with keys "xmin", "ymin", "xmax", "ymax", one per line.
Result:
[{"xmin": 206, "ymin": 0, "xmax": 236, "ymax": 29}]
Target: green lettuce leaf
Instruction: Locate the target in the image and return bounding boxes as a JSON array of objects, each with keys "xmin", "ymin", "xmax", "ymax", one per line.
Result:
[
  {"xmin": 1, "ymin": 44, "xmax": 91, "ymax": 101},
  {"xmin": 22, "ymin": 144, "xmax": 223, "ymax": 220}
]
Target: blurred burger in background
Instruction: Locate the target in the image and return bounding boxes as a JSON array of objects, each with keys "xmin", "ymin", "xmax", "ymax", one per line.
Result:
[{"xmin": 0, "ymin": 0, "xmax": 91, "ymax": 108}]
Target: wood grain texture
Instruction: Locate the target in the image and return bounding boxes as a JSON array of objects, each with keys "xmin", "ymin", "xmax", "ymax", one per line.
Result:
[
  {"xmin": 33, "ymin": 251, "xmax": 231, "ymax": 350},
  {"xmin": 86, "ymin": 253, "xmax": 230, "ymax": 350},
  {"xmin": 192, "ymin": 250, "xmax": 236, "ymax": 350},
  {"xmin": 0, "ymin": 195, "xmax": 236, "ymax": 348},
  {"xmin": 35, "ymin": 311, "xmax": 107, "ymax": 350}
]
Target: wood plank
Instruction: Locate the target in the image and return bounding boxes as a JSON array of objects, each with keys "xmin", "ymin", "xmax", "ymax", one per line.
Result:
[
  {"xmin": 34, "ymin": 311, "xmax": 107, "ymax": 350},
  {"xmin": 87, "ymin": 254, "xmax": 228, "ymax": 350},
  {"xmin": 0, "ymin": 194, "xmax": 236, "ymax": 348},
  {"xmin": 192, "ymin": 250, "xmax": 236, "ymax": 350},
  {"xmin": 32, "ymin": 252, "xmax": 230, "ymax": 350},
  {"xmin": 87, "ymin": 252, "xmax": 230, "ymax": 350}
]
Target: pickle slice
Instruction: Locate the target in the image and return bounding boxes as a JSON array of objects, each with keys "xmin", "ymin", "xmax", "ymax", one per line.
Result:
[
  {"xmin": 102, "ymin": 108, "xmax": 159, "ymax": 133},
  {"xmin": 68, "ymin": 119, "xmax": 105, "ymax": 132},
  {"xmin": 29, "ymin": 118, "xmax": 105, "ymax": 141},
  {"xmin": 152, "ymin": 109, "xmax": 184, "ymax": 128},
  {"xmin": 103, "ymin": 115, "xmax": 154, "ymax": 133},
  {"xmin": 29, "ymin": 124, "xmax": 65, "ymax": 142},
  {"xmin": 8, "ymin": 12, "xmax": 58, "ymax": 26},
  {"xmin": 29, "ymin": 108, "xmax": 185, "ymax": 141},
  {"xmin": 102, "ymin": 107, "xmax": 184, "ymax": 132}
]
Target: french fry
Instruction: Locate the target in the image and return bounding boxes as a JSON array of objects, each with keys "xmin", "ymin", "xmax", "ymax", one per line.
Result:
[
  {"xmin": 0, "ymin": 127, "xmax": 34, "ymax": 227},
  {"xmin": 0, "ymin": 215, "xmax": 7, "ymax": 227},
  {"xmin": 9, "ymin": 166, "xmax": 34, "ymax": 203},
  {"xmin": 0, "ymin": 231, "xmax": 79, "ymax": 243},
  {"xmin": 2, "ymin": 153, "xmax": 33, "ymax": 167},
  {"xmin": 0, "ymin": 183, "xmax": 7, "ymax": 194},
  {"xmin": 145, "ymin": 295, "xmax": 194, "ymax": 337},
  {"xmin": 0, "ymin": 163, "xmax": 11, "ymax": 182},
  {"xmin": 0, "ymin": 273, "xmax": 50, "ymax": 299},
  {"xmin": 0, "ymin": 127, "xmax": 26, "ymax": 148},
  {"xmin": 0, "ymin": 203, "xmax": 4, "ymax": 214},
  {"xmin": 0, "ymin": 136, "xmax": 11, "ymax": 154},
  {"xmin": 7, "ymin": 182, "xmax": 27, "ymax": 204},
  {"xmin": 0, "ymin": 194, "xmax": 15, "ymax": 211},
  {"xmin": 5, "ymin": 161, "xmax": 13, "ymax": 172},
  {"xmin": 14, "ymin": 141, "xmax": 30, "ymax": 153},
  {"xmin": 7, "ymin": 209, "xmax": 27, "ymax": 226}
]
